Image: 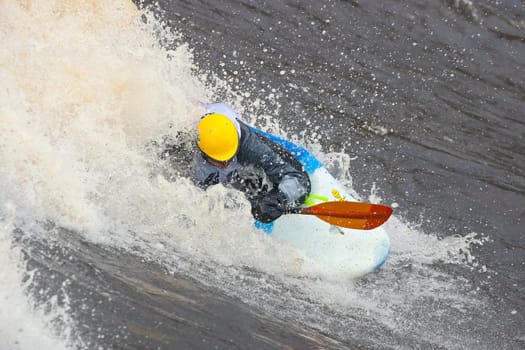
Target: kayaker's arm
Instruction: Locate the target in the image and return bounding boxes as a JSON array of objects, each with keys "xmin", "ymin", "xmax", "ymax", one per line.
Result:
[
  {"xmin": 236, "ymin": 121, "xmax": 311, "ymax": 222},
  {"xmin": 237, "ymin": 122, "xmax": 310, "ymax": 202}
]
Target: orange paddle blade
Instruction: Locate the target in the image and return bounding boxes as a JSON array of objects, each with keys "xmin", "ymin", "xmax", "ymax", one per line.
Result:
[{"xmin": 299, "ymin": 201, "xmax": 393, "ymax": 230}]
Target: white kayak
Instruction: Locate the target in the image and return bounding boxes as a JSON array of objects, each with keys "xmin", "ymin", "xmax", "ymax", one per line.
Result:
[{"xmin": 251, "ymin": 128, "xmax": 390, "ymax": 278}]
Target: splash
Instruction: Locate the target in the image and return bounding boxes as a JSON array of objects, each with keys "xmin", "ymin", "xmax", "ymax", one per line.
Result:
[
  {"xmin": 0, "ymin": 203, "xmax": 73, "ymax": 350},
  {"xmin": 0, "ymin": 0, "xmax": 208, "ymax": 347},
  {"xmin": 0, "ymin": 0, "xmax": 207, "ymax": 231}
]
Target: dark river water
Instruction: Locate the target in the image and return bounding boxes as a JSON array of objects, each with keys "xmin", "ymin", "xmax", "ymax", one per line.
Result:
[{"xmin": 1, "ymin": 1, "xmax": 524, "ymax": 349}]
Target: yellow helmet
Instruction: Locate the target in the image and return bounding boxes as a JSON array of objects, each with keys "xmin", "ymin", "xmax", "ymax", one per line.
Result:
[{"xmin": 196, "ymin": 113, "xmax": 239, "ymax": 161}]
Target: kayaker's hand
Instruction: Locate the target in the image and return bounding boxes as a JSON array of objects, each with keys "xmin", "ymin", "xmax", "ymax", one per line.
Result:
[{"xmin": 252, "ymin": 189, "xmax": 288, "ymax": 223}]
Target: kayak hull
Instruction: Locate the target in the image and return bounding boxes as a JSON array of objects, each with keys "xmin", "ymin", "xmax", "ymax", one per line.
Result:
[{"xmin": 252, "ymin": 128, "xmax": 390, "ymax": 278}]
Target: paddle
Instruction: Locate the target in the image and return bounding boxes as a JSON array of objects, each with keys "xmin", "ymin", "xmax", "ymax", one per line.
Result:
[{"xmin": 296, "ymin": 201, "xmax": 393, "ymax": 230}]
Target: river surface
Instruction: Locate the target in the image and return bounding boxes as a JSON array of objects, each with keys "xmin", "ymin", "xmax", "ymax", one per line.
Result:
[{"xmin": 0, "ymin": 1, "xmax": 524, "ymax": 349}]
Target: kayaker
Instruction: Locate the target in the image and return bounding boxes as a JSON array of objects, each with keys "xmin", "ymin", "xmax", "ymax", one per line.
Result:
[{"xmin": 193, "ymin": 102, "xmax": 311, "ymax": 223}]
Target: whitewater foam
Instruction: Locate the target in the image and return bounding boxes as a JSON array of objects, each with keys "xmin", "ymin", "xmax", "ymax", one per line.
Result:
[{"xmin": 0, "ymin": 203, "xmax": 73, "ymax": 350}]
